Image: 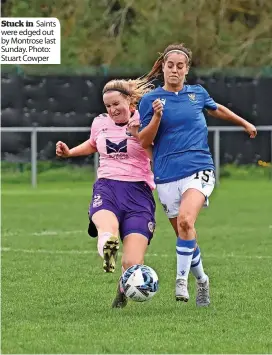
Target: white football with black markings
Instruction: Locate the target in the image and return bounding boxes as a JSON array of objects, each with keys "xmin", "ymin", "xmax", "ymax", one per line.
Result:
[{"xmin": 121, "ymin": 264, "xmax": 159, "ymax": 302}]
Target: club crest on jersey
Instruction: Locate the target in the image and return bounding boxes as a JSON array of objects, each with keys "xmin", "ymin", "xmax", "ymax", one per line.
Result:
[
  {"xmin": 188, "ymin": 93, "xmax": 196, "ymax": 102},
  {"xmin": 160, "ymin": 98, "xmax": 166, "ymax": 106}
]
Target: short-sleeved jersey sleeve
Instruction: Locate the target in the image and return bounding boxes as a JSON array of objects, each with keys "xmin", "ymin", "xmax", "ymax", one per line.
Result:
[
  {"xmin": 89, "ymin": 117, "xmax": 99, "ymax": 147},
  {"xmin": 138, "ymin": 95, "xmax": 153, "ymax": 132},
  {"xmin": 201, "ymin": 86, "xmax": 218, "ymax": 110}
]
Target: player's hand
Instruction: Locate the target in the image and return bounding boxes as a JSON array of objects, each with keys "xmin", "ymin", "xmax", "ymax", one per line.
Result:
[
  {"xmin": 127, "ymin": 111, "xmax": 140, "ymax": 137},
  {"xmin": 127, "ymin": 110, "xmax": 140, "ymax": 128},
  {"xmin": 152, "ymin": 99, "xmax": 163, "ymax": 118},
  {"xmin": 56, "ymin": 141, "xmax": 70, "ymax": 157},
  {"xmin": 244, "ymin": 123, "xmax": 257, "ymax": 138}
]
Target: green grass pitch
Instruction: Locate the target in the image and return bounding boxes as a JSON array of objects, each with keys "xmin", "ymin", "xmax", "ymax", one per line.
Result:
[{"xmin": 1, "ymin": 178, "xmax": 272, "ymax": 354}]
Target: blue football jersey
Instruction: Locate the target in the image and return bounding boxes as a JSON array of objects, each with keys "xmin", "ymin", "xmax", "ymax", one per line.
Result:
[{"xmin": 139, "ymin": 85, "xmax": 217, "ymax": 184}]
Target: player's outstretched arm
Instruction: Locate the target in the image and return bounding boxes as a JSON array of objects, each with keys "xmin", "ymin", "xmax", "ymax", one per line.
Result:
[
  {"xmin": 207, "ymin": 104, "xmax": 257, "ymax": 138},
  {"xmin": 56, "ymin": 140, "xmax": 97, "ymax": 158}
]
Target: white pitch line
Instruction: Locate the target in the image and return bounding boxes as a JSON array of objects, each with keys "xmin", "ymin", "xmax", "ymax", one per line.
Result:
[
  {"xmin": 1, "ymin": 247, "xmax": 272, "ymax": 259},
  {"xmin": 32, "ymin": 230, "xmax": 85, "ymax": 236},
  {"xmin": 2, "ymin": 224, "xmax": 272, "ymax": 238},
  {"xmin": 1, "ymin": 230, "xmax": 86, "ymax": 237},
  {"xmin": 1, "ymin": 247, "xmax": 95, "ymax": 255}
]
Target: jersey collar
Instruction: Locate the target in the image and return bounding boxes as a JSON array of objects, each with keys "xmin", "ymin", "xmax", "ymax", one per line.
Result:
[{"xmin": 158, "ymin": 85, "xmax": 187, "ymax": 95}]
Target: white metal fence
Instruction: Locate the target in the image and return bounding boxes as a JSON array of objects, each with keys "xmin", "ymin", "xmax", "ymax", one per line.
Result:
[{"xmin": 1, "ymin": 126, "xmax": 272, "ymax": 187}]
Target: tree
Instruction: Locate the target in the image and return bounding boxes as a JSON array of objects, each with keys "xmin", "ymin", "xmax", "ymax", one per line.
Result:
[{"xmin": 3, "ymin": 0, "xmax": 272, "ymax": 69}]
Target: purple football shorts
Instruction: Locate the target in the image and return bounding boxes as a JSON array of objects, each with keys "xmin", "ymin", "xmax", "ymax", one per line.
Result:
[{"xmin": 88, "ymin": 178, "xmax": 156, "ymax": 243}]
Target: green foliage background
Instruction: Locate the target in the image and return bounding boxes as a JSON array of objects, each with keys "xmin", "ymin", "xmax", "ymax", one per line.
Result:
[{"xmin": 3, "ymin": 0, "xmax": 272, "ymax": 70}]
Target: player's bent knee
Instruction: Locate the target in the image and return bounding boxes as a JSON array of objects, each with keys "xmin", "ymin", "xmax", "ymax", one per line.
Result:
[{"xmin": 177, "ymin": 214, "xmax": 194, "ymax": 237}]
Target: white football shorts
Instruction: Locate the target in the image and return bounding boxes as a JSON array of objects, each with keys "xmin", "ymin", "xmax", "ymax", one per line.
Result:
[{"xmin": 157, "ymin": 170, "xmax": 216, "ymax": 218}]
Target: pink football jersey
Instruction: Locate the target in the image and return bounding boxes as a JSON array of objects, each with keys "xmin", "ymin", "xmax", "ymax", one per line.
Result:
[{"xmin": 89, "ymin": 111, "xmax": 155, "ymax": 190}]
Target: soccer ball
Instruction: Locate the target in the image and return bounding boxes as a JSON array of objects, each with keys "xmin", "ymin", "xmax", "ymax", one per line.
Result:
[{"xmin": 121, "ymin": 264, "xmax": 159, "ymax": 302}]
